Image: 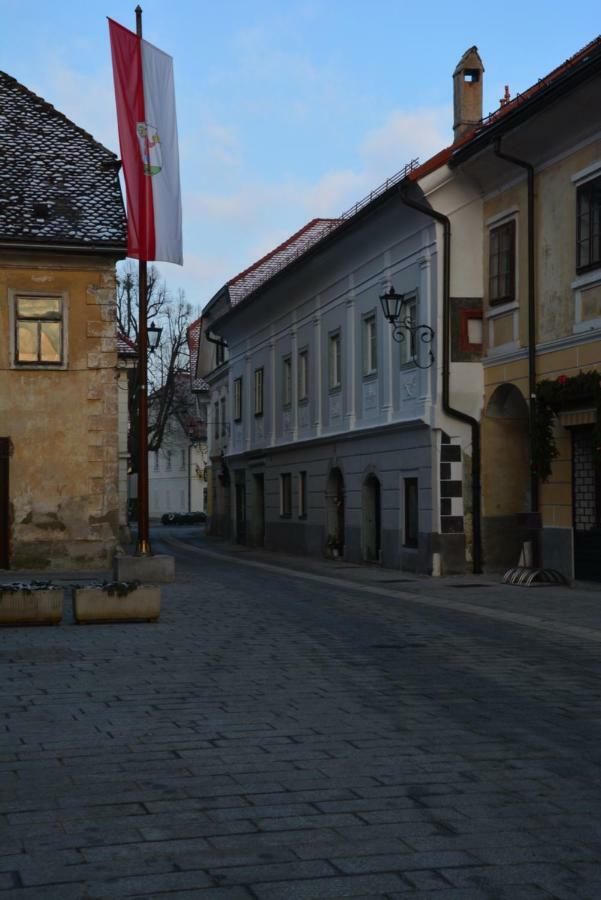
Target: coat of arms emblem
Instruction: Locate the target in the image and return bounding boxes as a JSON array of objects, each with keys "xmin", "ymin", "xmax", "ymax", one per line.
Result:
[{"xmin": 136, "ymin": 123, "xmax": 162, "ymax": 176}]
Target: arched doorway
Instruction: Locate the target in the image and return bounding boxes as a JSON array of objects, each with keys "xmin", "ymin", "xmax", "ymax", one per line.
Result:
[
  {"xmin": 362, "ymin": 474, "xmax": 381, "ymax": 562},
  {"xmin": 482, "ymin": 383, "xmax": 530, "ymax": 569},
  {"xmin": 325, "ymin": 467, "xmax": 345, "ymax": 556}
]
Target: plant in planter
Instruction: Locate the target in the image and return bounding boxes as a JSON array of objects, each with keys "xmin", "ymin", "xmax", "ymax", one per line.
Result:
[
  {"xmin": 0, "ymin": 581, "xmax": 63, "ymax": 626},
  {"xmin": 325, "ymin": 535, "xmax": 342, "ymax": 559},
  {"xmin": 534, "ymin": 370, "xmax": 601, "ymax": 481},
  {"xmin": 73, "ymin": 579, "xmax": 161, "ymax": 624}
]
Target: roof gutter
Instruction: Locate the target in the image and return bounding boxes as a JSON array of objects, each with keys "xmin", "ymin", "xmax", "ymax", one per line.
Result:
[
  {"xmin": 399, "ymin": 181, "xmax": 482, "ymax": 575},
  {"xmin": 0, "ymin": 239, "xmax": 127, "ymax": 256},
  {"xmin": 492, "ymin": 139, "xmax": 540, "ymax": 558}
]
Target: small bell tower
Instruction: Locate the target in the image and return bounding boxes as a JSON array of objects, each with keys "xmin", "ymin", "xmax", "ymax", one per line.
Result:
[{"xmin": 453, "ymin": 46, "xmax": 484, "ymax": 141}]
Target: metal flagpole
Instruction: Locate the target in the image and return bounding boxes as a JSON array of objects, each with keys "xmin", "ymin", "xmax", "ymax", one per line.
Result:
[{"xmin": 135, "ymin": 4, "xmax": 151, "ymax": 556}]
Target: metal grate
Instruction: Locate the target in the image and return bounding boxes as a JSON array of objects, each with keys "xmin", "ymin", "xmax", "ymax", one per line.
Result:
[
  {"xmin": 502, "ymin": 567, "xmax": 569, "ymax": 586},
  {"xmin": 573, "ymin": 429, "xmax": 598, "ymax": 531}
]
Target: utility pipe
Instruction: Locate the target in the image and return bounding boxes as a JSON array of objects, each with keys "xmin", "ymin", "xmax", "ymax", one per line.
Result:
[
  {"xmin": 400, "ymin": 182, "xmax": 482, "ymax": 574},
  {"xmin": 492, "ymin": 140, "xmax": 539, "ymax": 529}
]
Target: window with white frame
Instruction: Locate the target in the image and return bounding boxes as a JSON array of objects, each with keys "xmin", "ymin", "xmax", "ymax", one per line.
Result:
[
  {"xmin": 15, "ymin": 295, "xmax": 63, "ymax": 365},
  {"xmin": 329, "ymin": 331, "xmax": 341, "ymax": 390},
  {"xmin": 282, "ymin": 356, "xmax": 292, "ymax": 407},
  {"xmin": 298, "ymin": 348, "xmax": 308, "ymax": 401},
  {"xmin": 363, "ymin": 313, "xmax": 377, "ymax": 376},
  {"xmin": 280, "ymin": 473, "xmax": 292, "ymax": 517},
  {"xmin": 577, "ymin": 174, "xmax": 601, "ymax": 273},
  {"xmin": 254, "ymin": 367, "xmax": 264, "ymax": 416},
  {"xmin": 234, "ymin": 377, "xmax": 242, "ymax": 421},
  {"xmin": 400, "ymin": 297, "xmax": 417, "ymax": 365}
]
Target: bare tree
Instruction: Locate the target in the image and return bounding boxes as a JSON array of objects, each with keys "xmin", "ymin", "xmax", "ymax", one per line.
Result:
[{"xmin": 115, "ymin": 263, "xmax": 195, "ymax": 470}]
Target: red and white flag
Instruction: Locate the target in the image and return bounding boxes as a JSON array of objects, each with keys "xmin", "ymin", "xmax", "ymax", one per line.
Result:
[{"xmin": 108, "ymin": 18, "xmax": 182, "ymax": 265}]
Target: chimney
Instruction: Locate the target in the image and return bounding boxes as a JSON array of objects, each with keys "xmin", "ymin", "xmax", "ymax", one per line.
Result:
[{"xmin": 453, "ymin": 46, "xmax": 484, "ymax": 141}]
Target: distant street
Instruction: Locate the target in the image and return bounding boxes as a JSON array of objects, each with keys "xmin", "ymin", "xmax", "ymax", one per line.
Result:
[{"xmin": 2, "ymin": 529, "xmax": 601, "ymax": 898}]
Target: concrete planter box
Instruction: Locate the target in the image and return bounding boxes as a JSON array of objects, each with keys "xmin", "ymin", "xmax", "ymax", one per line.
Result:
[
  {"xmin": 73, "ymin": 585, "xmax": 161, "ymax": 624},
  {"xmin": 0, "ymin": 587, "xmax": 63, "ymax": 625}
]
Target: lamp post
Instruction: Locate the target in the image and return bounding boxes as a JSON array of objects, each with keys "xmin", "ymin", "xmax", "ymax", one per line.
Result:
[{"xmin": 379, "ymin": 285, "xmax": 435, "ymax": 369}]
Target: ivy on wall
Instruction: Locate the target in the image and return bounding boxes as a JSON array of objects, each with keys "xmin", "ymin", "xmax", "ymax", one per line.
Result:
[{"xmin": 533, "ymin": 370, "xmax": 601, "ymax": 482}]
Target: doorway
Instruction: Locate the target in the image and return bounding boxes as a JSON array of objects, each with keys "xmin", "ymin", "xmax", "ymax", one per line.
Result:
[
  {"xmin": 362, "ymin": 474, "xmax": 381, "ymax": 562},
  {"xmin": 0, "ymin": 438, "xmax": 8, "ymax": 569},
  {"xmin": 235, "ymin": 473, "xmax": 246, "ymax": 545},
  {"xmin": 253, "ymin": 473, "xmax": 265, "ymax": 547},
  {"xmin": 326, "ymin": 467, "xmax": 345, "ymax": 555},
  {"xmin": 572, "ymin": 427, "xmax": 601, "ymax": 581}
]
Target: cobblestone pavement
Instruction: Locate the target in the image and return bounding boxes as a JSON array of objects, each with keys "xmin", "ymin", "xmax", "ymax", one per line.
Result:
[{"xmin": 2, "ymin": 532, "xmax": 601, "ymax": 898}]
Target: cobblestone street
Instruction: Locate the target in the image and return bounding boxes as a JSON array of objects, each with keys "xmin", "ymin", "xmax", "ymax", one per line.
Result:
[{"xmin": 2, "ymin": 531, "xmax": 601, "ymax": 898}]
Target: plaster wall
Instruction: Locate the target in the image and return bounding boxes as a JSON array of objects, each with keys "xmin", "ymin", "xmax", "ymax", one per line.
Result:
[{"xmin": 0, "ymin": 252, "xmax": 121, "ymax": 569}]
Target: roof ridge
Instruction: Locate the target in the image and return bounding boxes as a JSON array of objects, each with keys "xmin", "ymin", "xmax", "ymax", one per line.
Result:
[
  {"xmin": 0, "ymin": 70, "xmax": 120, "ymax": 162},
  {"xmin": 228, "ymin": 217, "xmax": 340, "ymax": 285}
]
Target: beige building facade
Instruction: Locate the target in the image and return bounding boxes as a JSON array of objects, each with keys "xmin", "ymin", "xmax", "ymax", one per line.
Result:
[
  {"xmin": 451, "ymin": 37, "xmax": 601, "ymax": 579},
  {"xmin": 0, "ymin": 72, "xmax": 127, "ymax": 570}
]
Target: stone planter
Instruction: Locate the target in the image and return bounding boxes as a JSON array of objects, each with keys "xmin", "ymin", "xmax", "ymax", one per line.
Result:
[
  {"xmin": 73, "ymin": 585, "xmax": 161, "ymax": 624},
  {"xmin": 0, "ymin": 586, "xmax": 63, "ymax": 626}
]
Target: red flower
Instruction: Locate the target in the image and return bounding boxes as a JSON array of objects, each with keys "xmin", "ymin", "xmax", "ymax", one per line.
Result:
[{"xmin": 557, "ymin": 375, "xmax": 568, "ymax": 385}]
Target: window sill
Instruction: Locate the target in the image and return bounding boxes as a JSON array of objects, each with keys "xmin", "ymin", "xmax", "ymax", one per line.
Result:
[
  {"xmin": 403, "ymin": 543, "xmax": 418, "ymax": 551},
  {"xmin": 362, "ymin": 371, "xmax": 378, "ymax": 381},
  {"xmin": 572, "ymin": 267, "xmax": 601, "ymax": 289},
  {"xmin": 298, "ymin": 514, "xmax": 307, "ymax": 520},
  {"xmin": 280, "ymin": 513, "xmax": 292, "ymax": 519},
  {"xmin": 328, "ymin": 385, "xmax": 342, "ymax": 394},
  {"xmin": 485, "ymin": 300, "xmax": 519, "ymax": 318}
]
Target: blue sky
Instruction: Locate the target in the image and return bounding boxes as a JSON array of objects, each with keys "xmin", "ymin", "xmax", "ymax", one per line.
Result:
[{"xmin": 1, "ymin": 1, "xmax": 598, "ymax": 310}]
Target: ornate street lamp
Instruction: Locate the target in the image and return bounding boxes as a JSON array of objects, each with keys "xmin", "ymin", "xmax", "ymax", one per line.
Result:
[
  {"xmin": 379, "ymin": 285, "xmax": 434, "ymax": 369},
  {"xmin": 147, "ymin": 320, "xmax": 162, "ymax": 352}
]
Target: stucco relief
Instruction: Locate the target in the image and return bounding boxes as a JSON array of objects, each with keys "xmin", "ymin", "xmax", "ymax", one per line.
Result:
[
  {"xmin": 363, "ymin": 380, "xmax": 378, "ymax": 411},
  {"xmin": 298, "ymin": 402, "xmax": 310, "ymax": 429},
  {"xmin": 329, "ymin": 393, "xmax": 342, "ymax": 421},
  {"xmin": 400, "ymin": 370, "xmax": 418, "ymax": 400}
]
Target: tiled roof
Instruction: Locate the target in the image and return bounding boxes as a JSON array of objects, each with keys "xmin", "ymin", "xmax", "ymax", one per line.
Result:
[
  {"xmin": 411, "ymin": 33, "xmax": 601, "ymax": 179},
  {"xmin": 186, "ymin": 315, "xmax": 209, "ymax": 392},
  {"xmin": 227, "ymin": 219, "xmax": 340, "ymax": 306},
  {"xmin": 0, "ymin": 71, "xmax": 127, "ymax": 248},
  {"xmin": 117, "ymin": 332, "xmax": 137, "ymax": 357}
]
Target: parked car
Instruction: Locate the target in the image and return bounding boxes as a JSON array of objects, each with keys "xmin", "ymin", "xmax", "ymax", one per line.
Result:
[{"xmin": 161, "ymin": 511, "xmax": 207, "ymax": 525}]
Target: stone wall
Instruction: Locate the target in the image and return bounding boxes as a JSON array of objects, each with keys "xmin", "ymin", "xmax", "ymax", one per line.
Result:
[{"xmin": 0, "ymin": 250, "xmax": 122, "ymax": 570}]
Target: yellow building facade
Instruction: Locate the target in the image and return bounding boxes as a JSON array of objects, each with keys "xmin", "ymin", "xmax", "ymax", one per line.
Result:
[
  {"xmin": 0, "ymin": 72, "xmax": 127, "ymax": 570},
  {"xmin": 452, "ymin": 38, "xmax": 601, "ymax": 579}
]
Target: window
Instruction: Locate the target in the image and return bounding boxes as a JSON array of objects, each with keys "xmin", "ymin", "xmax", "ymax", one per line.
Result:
[
  {"xmin": 489, "ymin": 220, "xmax": 516, "ymax": 305},
  {"xmin": 15, "ymin": 295, "xmax": 63, "ymax": 365},
  {"xmin": 165, "ymin": 450, "xmax": 172, "ymax": 472},
  {"xmin": 404, "ymin": 478, "xmax": 418, "ymax": 548},
  {"xmin": 280, "ymin": 473, "xmax": 292, "ymax": 517},
  {"xmin": 214, "ymin": 401, "xmax": 219, "ymax": 440},
  {"xmin": 180, "ymin": 449, "xmax": 186, "ymax": 470},
  {"xmin": 400, "ymin": 298, "xmax": 417, "ymax": 365},
  {"xmin": 282, "ymin": 356, "xmax": 292, "ymax": 407},
  {"xmin": 220, "ymin": 397, "xmax": 226, "ymax": 436},
  {"xmin": 329, "ymin": 332, "xmax": 341, "ymax": 390},
  {"xmin": 298, "ymin": 349, "xmax": 309, "ymax": 401},
  {"xmin": 459, "ymin": 309, "xmax": 483, "ymax": 353},
  {"xmin": 363, "ymin": 314, "xmax": 377, "ymax": 376},
  {"xmin": 577, "ymin": 175, "xmax": 601, "ymax": 273},
  {"xmin": 216, "ymin": 339, "xmax": 225, "ymax": 366},
  {"xmin": 153, "ymin": 451, "xmax": 159, "ymax": 471},
  {"xmin": 254, "ymin": 367, "xmax": 264, "ymax": 416},
  {"xmin": 298, "ymin": 471, "xmax": 307, "ymax": 518},
  {"xmin": 234, "ymin": 377, "xmax": 242, "ymax": 421}
]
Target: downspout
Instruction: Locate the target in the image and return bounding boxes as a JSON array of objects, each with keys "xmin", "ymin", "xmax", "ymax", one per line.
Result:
[
  {"xmin": 400, "ymin": 182, "xmax": 482, "ymax": 575},
  {"xmin": 492, "ymin": 140, "xmax": 539, "ymax": 542}
]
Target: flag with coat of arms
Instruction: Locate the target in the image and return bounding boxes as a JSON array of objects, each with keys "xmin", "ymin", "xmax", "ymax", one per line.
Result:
[{"xmin": 108, "ymin": 18, "xmax": 183, "ymax": 265}]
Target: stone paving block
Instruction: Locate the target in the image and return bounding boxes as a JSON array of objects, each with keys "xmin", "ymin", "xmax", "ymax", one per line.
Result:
[
  {"xmin": 250, "ymin": 872, "xmax": 408, "ymax": 898},
  {"xmin": 81, "ymin": 868, "xmax": 213, "ymax": 895},
  {"xmin": 331, "ymin": 850, "xmax": 479, "ymax": 874},
  {"xmin": 209, "ymin": 859, "xmax": 337, "ymax": 885}
]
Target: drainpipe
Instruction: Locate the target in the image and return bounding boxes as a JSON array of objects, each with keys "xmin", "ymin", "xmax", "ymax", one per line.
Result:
[
  {"xmin": 400, "ymin": 182, "xmax": 482, "ymax": 575},
  {"xmin": 492, "ymin": 140, "xmax": 539, "ymax": 540}
]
